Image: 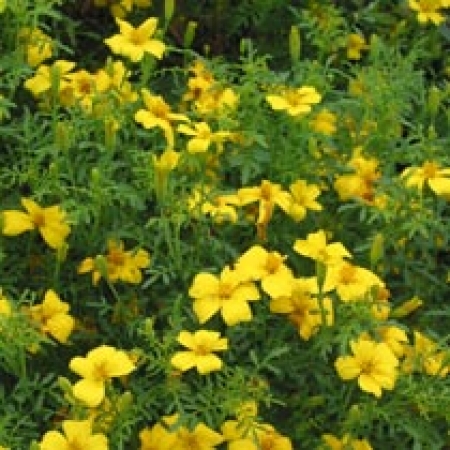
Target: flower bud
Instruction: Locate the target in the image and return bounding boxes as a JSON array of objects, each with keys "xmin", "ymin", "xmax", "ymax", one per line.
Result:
[{"xmin": 289, "ymin": 25, "xmax": 301, "ymax": 64}]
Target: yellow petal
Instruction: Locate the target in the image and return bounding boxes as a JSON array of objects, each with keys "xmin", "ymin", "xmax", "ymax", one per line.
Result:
[{"xmin": 2, "ymin": 210, "xmax": 34, "ymax": 235}]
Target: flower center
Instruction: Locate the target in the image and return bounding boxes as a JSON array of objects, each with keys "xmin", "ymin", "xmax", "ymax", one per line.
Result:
[
  {"xmin": 32, "ymin": 211, "xmax": 45, "ymax": 227},
  {"xmin": 260, "ymin": 181, "xmax": 273, "ymax": 201},
  {"xmin": 108, "ymin": 249, "xmax": 126, "ymax": 266},
  {"xmin": 422, "ymin": 161, "xmax": 439, "ymax": 179},
  {"xmin": 218, "ymin": 281, "xmax": 233, "ymax": 300},
  {"xmin": 93, "ymin": 361, "xmax": 110, "ymax": 381},
  {"xmin": 265, "ymin": 253, "xmax": 282, "ymax": 273},
  {"xmin": 338, "ymin": 264, "xmax": 357, "ymax": 284},
  {"xmin": 129, "ymin": 29, "xmax": 145, "ymax": 46}
]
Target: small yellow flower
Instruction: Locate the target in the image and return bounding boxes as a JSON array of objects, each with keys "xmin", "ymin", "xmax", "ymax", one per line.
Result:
[
  {"xmin": 401, "ymin": 161, "xmax": 450, "ymax": 197},
  {"xmin": 139, "ymin": 422, "xmax": 178, "ymax": 450},
  {"xmin": 279, "ymin": 179, "xmax": 322, "ymax": 222},
  {"xmin": 346, "ymin": 33, "xmax": 369, "ymax": 60},
  {"xmin": 310, "ymin": 109, "xmax": 337, "ymax": 135},
  {"xmin": 135, "ymin": 89, "xmax": 189, "ymax": 148},
  {"xmin": 270, "ymin": 277, "xmax": 333, "ymax": 340},
  {"xmin": 2, "ymin": 198, "xmax": 70, "ymax": 249},
  {"xmin": 322, "ymin": 433, "xmax": 373, "ymax": 450},
  {"xmin": 104, "ymin": 17, "xmax": 165, "ymax": 62},
  {"xmin": 171, "ymin": 329, "xmax": 228, "ymax": 375},
  {"xmin": 235, "ymin": 245, "xmax": 294, "ymax": 298},
  {"xmin": 189, "ymin": 266, "xmax": 260, "ymax": 326},
  {"xmin": 266, "ymin": 86, "xmax": 321, "ymax": 117},
  {"xmin": 293, "ymin": 230, "xmax": 351, "ymax": 266},
  {"xmin": 78, "ymin": 239, "xmax": 150, "ymax": 285},
  {"xmin": 69, "ymin": 345, "xmax": 136, "ymax": 407},
  {"xmin": 335, "ymin": 337, "xmax": 399, "ymax": 397},
  {"xmin": 408, "ymin": 0, "xmax": 445, "ymax": 25},
  {"xmin": 177, "ymin": 121, "xmax": 232, "ymax": 153},
  {"xmin": 28, "ymin": 289, "xmax": 75, "ymax": 344},
  {"xmin": 0, "ymin": 289, "xmax": 11, "ymax": 316},
  {"xmin": 18, "ymin": 27, "xmax": 53, "ymax": 67},
  {"xmin": 39, "ymin": 419, "xmax": 108, "ymax": 450}
]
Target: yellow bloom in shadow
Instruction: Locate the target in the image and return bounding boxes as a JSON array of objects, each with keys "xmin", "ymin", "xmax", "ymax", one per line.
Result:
[
  {"xmin": 28, "ymin": 289, "xmax": 75, "ymax": 344},
  {"xmin": 266, "ymin": 86, "xmax": 321, "ymax": 117},
  {"xmin": 171, "ymin": 329, "xmax": 228, "ymax": 375},
  {"xmin": 2, "ymin": 198, "xmax": 70, "ymax": 249},
  {"xmin": 322, "ymin": 433, "xmax": 372, "ymax": 450}
]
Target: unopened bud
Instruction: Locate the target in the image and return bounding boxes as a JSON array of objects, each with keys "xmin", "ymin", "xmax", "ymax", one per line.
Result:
[
  {"xmin": 164, "ymin": 0, "xmax": 175, "ymax": 24},
  {"xmin": 289, "ymin": 25, "xmax": 301, "ymax": 64},
  {"xmin": 183, "ymin": 21, "xmax": 197, "ymax": 49}
]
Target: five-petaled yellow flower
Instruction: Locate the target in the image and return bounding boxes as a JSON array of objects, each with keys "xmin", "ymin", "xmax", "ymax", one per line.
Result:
[
  {"xmin": 69, "ymin": 345, "xmax": 136, "ymax": 407},
  {"xmin": 28, "ymin": 289, "xmax": 75, "ymax": 344},
  {"xmin": 335, "ymin": 337, "xmax": 399, "ymax": 397},
  {"xmin": 171, "ymin": 329, "xmax": 228, "ymax": 375},
  {"xmin": 408, "ymin": 0, "xmax": 445, "ymax": 25},
  {"xmin": 189, "ymin": 266, "xmax": 260, "ymax": 326},
  {"xmin": 293, "ymin": 229, "xmax": 351, "ymax": 266},
  {"xmin": 401, "ymin": 161, "xmax": 450, "ymax": 197},
  {"xmin": 2, "ymin": 197, "xmax": 70, "ymax": 249},
  {"xmin": 266, "ymin": 86, "xmax": 321, "ymax": 117},
  {"xmin": 39, "ymin": 419, "xmax": 108, "ymax": 450},
  {"xmin": 104, "ymin": 17, "xmax": 165, "ymax": 62}
]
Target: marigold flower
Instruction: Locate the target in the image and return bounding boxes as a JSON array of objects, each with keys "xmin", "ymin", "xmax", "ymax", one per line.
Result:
[
  {"xmin": 402, "ymin": 331, "xmax": 449, "ymax": 377},
  {"xmin": 266, "ymin": 86, "xmax": 321, "ymax": 117},
  {"xmin": 69, "ymin": 345, "xmax": 136, "ymax": 407},
  {"xmin": 171, "ymin": 329, "xmax": 228, "ymax": 375},
  {"xmin": 408, "ymin": 0, "xmax": 445, "ymax": 25},
  {"xmin": 189, "ymin": 266, "xmax": 260, "ymax": 326},
  {"xmin": 235, "ymin": 245, "xmax": 294, "ymax": 298},
  {"xmin": 164, "ymin": 419, "xmax": 224, "ymax": 449},
  {"xmin": 270, "ymin": 277, "xmax": 333, "ymax": 340},
  {"xmin": 2, "ymin": 197, "xmax": 70, "ymax": 249},
  {"xmin": 322, "ymin": 433, "xmax": 373, "ymax": 450},
  {"xmin": 24, "ymin": 60, "xmax": 75, "ymax": 98},
  {"xmin": 177, "ymin": 121, "xmax": 232, "ymax": 153},
  {"xmin": 28, "ymin": 289, "xmax": 75, "ymax": 344},
  {"xmin": 78, "ymin": 239, "xmax": 150, "ymax": 285},
  {"xmin": 279, "ymin": 179, "xmax": 322, "ymax": 222},
  {"xmin": 310, "ymin": 109, "xmax": 337, "ymax": 135},
  {"xmin": 346, "ymin": 33, "xmax": 369, "ymax": 60},
  {"xmin": 18, "ymin": 27, "xmax": 53, "ymax": 67},
  {"xmin": 39, "ymin": 419, "xmax": 108, "ymax": 450},
  {"xmin": 135, "ymin": 89, "xmax": 189, "ymax": 148},
  {"xmin": 335, "ymin": 337, "xmax": 399, "ymax": 397},
  {"xmin": 104, "ymin": 17, "xmax": 165, "ymax": 62},
  {"xmin": 323, "ymin": 261, "xmax": 385, "ymax": 302},
  {"xmin": 293, "ymin": 230, "xmax": 351, "ymax": 266},
  {"xmin": 0, "ymin": 289, "xmax": 11, "ymax": 316},
  {"xmin": 401, "ymin": 161, "xmax": 450, "ymax": 197},
  {"xmin": 139, "ymin": 422, "xmax": 178, "ymax": 450}
]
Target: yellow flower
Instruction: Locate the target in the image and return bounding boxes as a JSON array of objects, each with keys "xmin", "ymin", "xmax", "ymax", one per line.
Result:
[
  {"xmin": 171, "ymin": 329, "xmax": 228, "ymax": 375},
  {"xmin": 78, "ymin": 239, "xmax": 150, "ymax": 285},
  {"xmin": 323, "ymin": 261, "xmax": 385, "ymax": 302},
  {"xmin": 24, "ymin": 60, "xmax": 75, "ymax": 98},
  {"xmin": 269, "ymin": 277, "xmax": 333, "ymax": 340},
  {"xmin": 2, "ymin": 198, "xmax": 70, "ymax": 249},
  {"xmin": 237, "ymin": 180, "xmax": 291, "ymax": 239},
  {"xmin": 139, "ymin": 422, "xmax": 178, "ymax": 450},
  {"xmin": 293, "ymin": 229, "xmax": 351, "ymax": 266},
  {"xmin": 0, "ymin": 289, "xmax": 11, "ymax": 316},
  {"xmin": 335, "ymin": 337, "xmax": 399, "ymax": 397},
  {"xmin": 346, "ymin": 33, "xmax": 369, "ymax": 60},
  {"xmin": 189, "ymin": 266, "xmax": 260, "ymax": 326},
  {"xmin": 177, "ymin": 121, "xmax": 232, "ymax": 153},
  {"xmin": 152, "ymin": 149, "xmax": 180, "ymax": 199},
  {"xmin": 310, "ymin": 109, "xmax": 337, "ymax": 135},
  {"xmin": 104, "ymin": 17, "xmax": 165, "ymax": 62},
  {"xmin": 28, "ymin": 289, "xmax": 75, "ymax": 344},
  {"xmin": 18, "ymin": 27, "xmax": 53, "ymax": 67},
  {"xmin": 322, "ymin": 433, "xmax": 373, "ymax": 450},
  {"xmin": 279, "ymin": 179, "xmax": 322, "ymax": 222},
  {"xmin": 401, "ymin": 161, "xmax": 450, "ymax": 197},
  {"xmin": 377, "ymin": 326, "xmax": 409, "ymax": 358},
  {"xmin": 166, "ymin": 419, "xmax": 224, "ymax": 450},
  {"xmin": 69, "ymin": 345, "xmax": 136, "ymax": 407},
  {"xmin": 222, "ymin": 421, "xmax": 292, "ymax": 450},
  {"xmin": 266, "ymin": 86, "xmax": 321, "ymax": 117},
  {"xmin": 408, "ymin": 0, "xmax": 445, "ymax": 25},
  {"xmin": 135, "ymin": 89, "xmax": 189, "ymax": 148},
  {"xmin": 235, "ymin": 245, "xmax": 294, "ymax": 298},
  {"xmin": 39, "ymin": 419, "xmax": 108, "ymax": 450},
  {"xmin": 403, "ymin": 331, "xmax": 449, "ymax": 377}
]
